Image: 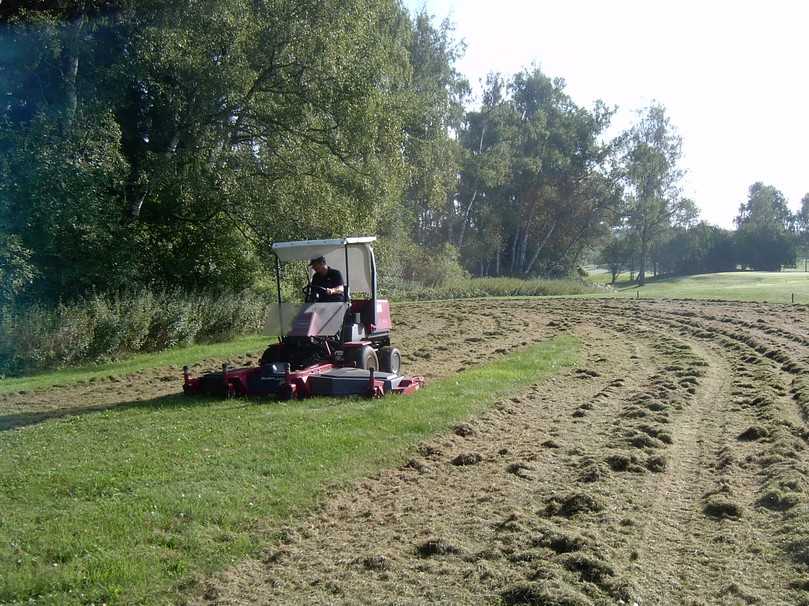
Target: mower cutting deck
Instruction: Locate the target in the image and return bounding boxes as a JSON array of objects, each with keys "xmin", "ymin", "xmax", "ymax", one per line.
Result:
[
  {"xmin": 182, "ymin": 236, "xmax": 424, "ymax": 400},
  {"xmin": 183, "ymin": 362, "xmax": 423, "ymax": 400}
]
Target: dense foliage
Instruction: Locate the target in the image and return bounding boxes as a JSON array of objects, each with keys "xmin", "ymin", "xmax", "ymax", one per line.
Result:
[
  {"xmin": 1, "ymin": 1, "xmax": 807, "ymax": 313},
  {"xmin": 1, "ymin": 0, "xmax": 423, "ymax": 306}
]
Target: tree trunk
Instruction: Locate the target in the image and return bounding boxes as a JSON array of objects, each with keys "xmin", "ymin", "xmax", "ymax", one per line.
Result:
[
  {"xmin": 62, "ymin": 17, "xmax": 85, "ymax": 128},
  {"xmin": 458, "ymin": 121, "xmax": 487, "ymax": 250},
  {"xmin": 509, "ymin": 228, "xmax": 519, "ymax": 275},
  {"xmin": 165, "ymin": 131, "xmax": 180, "ymax": 159},
  {"xmin": 457, "ymin": 189, "xmax": 477, "ymax": 250},
  {"xmin": 519, "ymin": 229, "xmax": 530, "ymax": 274},
  {"xmin": 523, "ymin": 219, "xmax": 558, "ymax": 276},
  {"xmin": 127, "ymin": 190, "xmax": 148, "ymax": 221},
  {"xmin": 637, "ymin": 223, "xmax": 649, "ymax": 284}
]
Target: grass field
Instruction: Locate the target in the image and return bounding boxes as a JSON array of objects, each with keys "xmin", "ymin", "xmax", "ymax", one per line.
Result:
[
  {"xmin": 7, "ymin": 294, "xmax": 809, "ymax": 603},
  {"xmin": 610, "ymin": 271, "xmax": 809, "ymax": 303},
  {"xmin": 0, "ymin": 336, "xmax": 578, "ymax": 605}
]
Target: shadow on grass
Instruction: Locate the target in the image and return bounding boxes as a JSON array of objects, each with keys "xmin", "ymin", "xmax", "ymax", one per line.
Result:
[
  {"xmin": 1, "ymin": 383, "xmax": 360, "ymax": 432},
  {"xmin": 0, "ymin": 392, "xmax": 234, "ymax": 432}
]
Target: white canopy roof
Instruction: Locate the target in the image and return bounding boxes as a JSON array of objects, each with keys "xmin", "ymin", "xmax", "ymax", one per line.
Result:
[
  {"xmin": 271, "ymin": 236, "xmax": 377, "ymax": 294},
  {"xmin": 271, "ymin": 236, "xmax": 376, "ymax": 262}
]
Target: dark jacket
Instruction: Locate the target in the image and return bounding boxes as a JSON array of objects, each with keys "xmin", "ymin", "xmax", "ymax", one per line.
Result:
[{"xmin": 311, "ymin": 267, "xmax": 344, "ymax": 302}]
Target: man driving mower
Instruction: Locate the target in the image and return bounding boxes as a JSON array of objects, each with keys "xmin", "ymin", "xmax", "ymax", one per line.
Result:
[
  {"xmin": 309, "ymin": 255, "xmax": 345, "ymax": 302},
  {"xmin": 182, "ymin": 236, "xmax": 424, "ymax": 399}
]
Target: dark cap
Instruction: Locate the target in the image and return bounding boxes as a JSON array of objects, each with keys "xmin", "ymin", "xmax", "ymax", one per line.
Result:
[{"xmin": 308, "ymin": 255, "xmax": 326, "ymax": 267}]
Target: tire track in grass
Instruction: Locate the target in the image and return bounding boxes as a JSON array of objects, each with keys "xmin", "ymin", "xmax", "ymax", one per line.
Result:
[
  {"xmin": 191, "ymin": 328, "xmax": 650, "ymax": 605},
  {"xmin": 536, "ymin": 300, "xmax": 807, "ymax": 603},
  {"xmin": 589, "ymin": 302, "xmax": 809, "ymax": 603},
  {"xmin": 9, "ymin": 297, "xmax": 809, "ymax": 604},
  {"xmin": 623, "ymin": 338, "xmax": 778, "ymax": 604}
]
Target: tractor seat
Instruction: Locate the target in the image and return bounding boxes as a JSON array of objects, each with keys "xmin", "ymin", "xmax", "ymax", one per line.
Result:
[{"xmin": 349, "ymin": 299, "xmax": 373, "ymax": 327}]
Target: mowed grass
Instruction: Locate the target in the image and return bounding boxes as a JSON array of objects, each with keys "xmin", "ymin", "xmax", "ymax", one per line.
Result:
[
  {"xmin": 614, "ymin": 271, "xmax": 809, "ymax": 303},
  {"xmin": 0, "ymin": 336, "xmax": 578, "ymax": 605},
  {"xmin": 0, "ymin": 335, "xmax": 270, "ymax": 395}
]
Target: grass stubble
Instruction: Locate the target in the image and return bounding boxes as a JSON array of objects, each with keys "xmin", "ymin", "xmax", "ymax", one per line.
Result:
[{"xmin": 0, "ymin": 336, "xmax": 578, "ymax": 605}]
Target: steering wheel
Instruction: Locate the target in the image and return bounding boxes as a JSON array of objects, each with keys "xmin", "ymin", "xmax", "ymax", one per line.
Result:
[{"xmin": 302, "ymin": 284, "xmax": 326, "ymax": 302}]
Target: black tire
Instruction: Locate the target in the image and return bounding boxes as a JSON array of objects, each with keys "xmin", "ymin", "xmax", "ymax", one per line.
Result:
[
  {"xmin": 260, "ymin": 344, "xmax": 284, "ymax": 366},
  {"xmin": 378, "ymin": 346, "xmax": 401, "ymax": 374},
  {"xmin": 349, "ymin": 345, "xmax": 378, "ymax": 370}
]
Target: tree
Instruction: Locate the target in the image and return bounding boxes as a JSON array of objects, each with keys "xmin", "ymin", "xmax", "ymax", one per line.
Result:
[
  {"xmin": 655, "ymin": 223, "xmax": 736, "ymax": 276},
  {"xmin": 455, "ymin": 73, "xmax": 514, "ymax": 255},
  {"xmin": 600, "ymin": 232, "xmax": 636, "ymax": 283},
  {"xmin": 619, "ymin": 103, "xmax": 686, "ymax": 284},
  {"xmin": 0, "ymin": 0, "xmax": 425, "ymax": 301},
  {"xmin": 793, "ymin": 193, "xmax": 809, "ymax": 267},
  {"xmin": 456, "ymin": 67, "xmax": 618, "ymax": 278},
  {"xmin": 734, "ymin": 182, "xmax": 796, "ymax": 271},
  {"xmin": 399, "ymin": 11, "xmax": 468, "ymax": 250}
]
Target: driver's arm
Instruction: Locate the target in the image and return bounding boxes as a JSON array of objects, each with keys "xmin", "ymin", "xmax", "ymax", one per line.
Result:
[{"xmin": 325, "ymin": 269, "xmax": 344, "ymax": 296}]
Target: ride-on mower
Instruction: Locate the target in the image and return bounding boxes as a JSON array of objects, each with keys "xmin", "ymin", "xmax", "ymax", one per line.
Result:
[{"xmin": 182, "ymin": 236, "xmax": 424, "ymax": 399}]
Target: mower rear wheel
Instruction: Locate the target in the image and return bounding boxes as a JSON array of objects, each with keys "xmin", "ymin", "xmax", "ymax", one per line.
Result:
[
  {"xmin": 379, "ymin": 346, "xmax": 401, "ymax": 374},
  {"xmin": 349, "ymin": 345, "xmax": 379, "ymax": 371}
]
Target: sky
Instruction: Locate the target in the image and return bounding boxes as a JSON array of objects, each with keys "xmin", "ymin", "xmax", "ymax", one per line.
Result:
[{"xmin": 404, "ymin": 0, "xmax": 808, "ymax": 228}]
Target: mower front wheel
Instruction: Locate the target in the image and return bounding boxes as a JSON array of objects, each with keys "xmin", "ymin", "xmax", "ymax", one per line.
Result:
[
  {"xmin": 379, "ymin": 346, "xmax": 401, "ymax": 374},
  {"xmin": 279, "ymin": 382, "xmax": 306, "ymax": 401}
]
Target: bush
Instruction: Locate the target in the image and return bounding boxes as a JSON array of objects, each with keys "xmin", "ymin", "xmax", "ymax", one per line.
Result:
[
  {"xmin": 0, "ymin": 304, "xmax": 93, "ymax": 373},
  {"xmin": 394, "ymin": 242, "xmax": 469, "ymax": 288},
  {"xmin": 121, "ymin": 291, "xmax": 159, "ymax": 351},
  {"xmin": 194, "ymin": 291, "xmax": 269, "ymax": 342},
  {"xmin": 145, "ymin": 294, "xmax": 202, "ymax": 351},
  {"xmin": 87, "ymin": 295, "xmax": 129, "ymax": 359},
  {"xmin": 0, "ymin": 289, "xmax": 275, "ymax": 376},
  {"xmin": 0, "ymin": 277, "xmax": 594, "ymax": 376}
]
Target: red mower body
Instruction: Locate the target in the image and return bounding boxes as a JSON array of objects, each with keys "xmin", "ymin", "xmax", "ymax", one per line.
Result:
[{"xmin": 182, "ymin": 236, "xmax": 423, "ymax": 400}]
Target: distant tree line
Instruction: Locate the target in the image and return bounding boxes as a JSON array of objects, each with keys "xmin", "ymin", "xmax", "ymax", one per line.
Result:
[
  {"xmin": 600, "ymin": 183, "xmax": 809, "ymax": 283},
  {"xmin": 1, "ymin": 1, "xmax": 807, "ymax": 309}
]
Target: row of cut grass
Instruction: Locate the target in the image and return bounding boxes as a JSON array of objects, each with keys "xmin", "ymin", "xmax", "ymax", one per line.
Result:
[{"xmin": 0, "ymin": 335, "xmax": 578, "ymax": 605}]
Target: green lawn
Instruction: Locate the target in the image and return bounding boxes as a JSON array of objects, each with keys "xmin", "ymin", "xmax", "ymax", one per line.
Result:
[
  {"xmin": 0, "ymin": 336, "xmax": 578, "ymax": 606},
  {"xmin": 612, "ymin": 271, "xmax": 809, "ymax": 303},
  {"xmin": 0, "ymin": 335, "xmax": 270, "ymax": 395}
]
